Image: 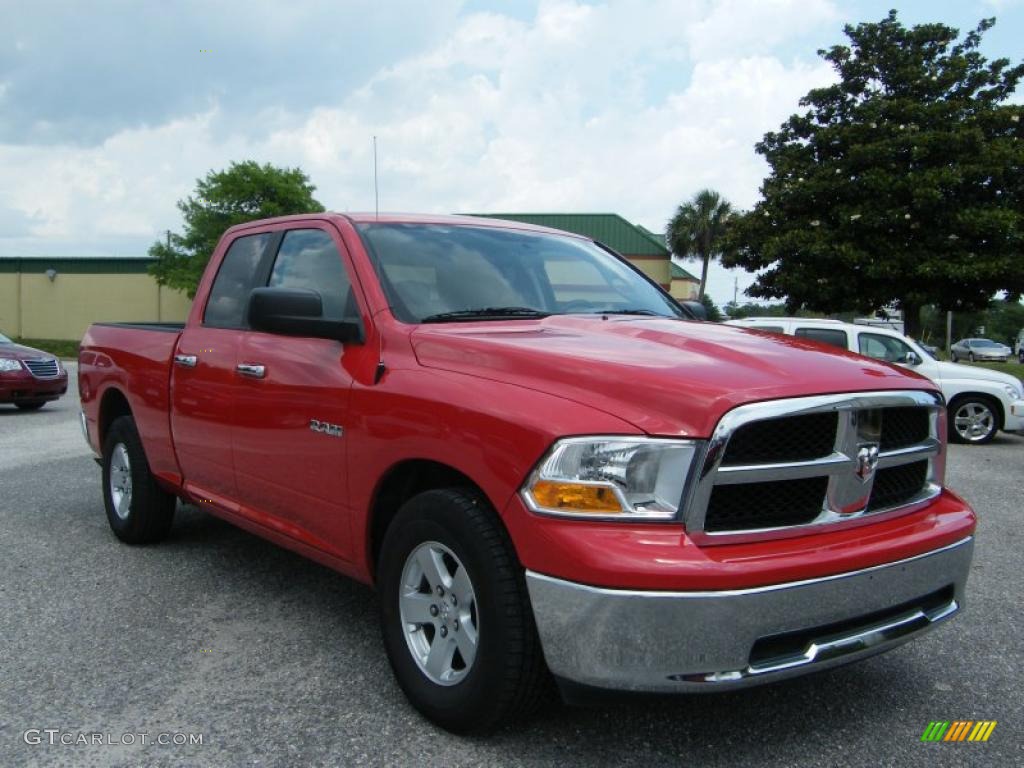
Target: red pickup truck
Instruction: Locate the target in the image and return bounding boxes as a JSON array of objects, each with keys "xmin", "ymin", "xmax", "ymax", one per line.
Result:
[{"xmin": 79, "ymin": 213, "xmax": 975, "ymax": 733}]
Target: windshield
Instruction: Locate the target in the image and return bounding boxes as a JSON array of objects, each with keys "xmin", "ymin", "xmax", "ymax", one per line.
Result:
[
  {"xmin": 356, "ymin": 223, "xmax": 684, "ymax": 323},
  {"xmin": 973, "ymin": 339, "xmax": 1002, "ymax": 348}
]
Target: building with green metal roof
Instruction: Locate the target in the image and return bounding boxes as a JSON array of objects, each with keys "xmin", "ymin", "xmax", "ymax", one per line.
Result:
[{"xmin": 467, "ymin": 213, "xmax": 672, "ymax": 289}]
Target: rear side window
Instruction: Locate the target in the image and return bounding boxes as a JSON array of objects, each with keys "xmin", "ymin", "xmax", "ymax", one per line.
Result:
[
  {"xmin": 795, "ymin": 327, "xmax": 848, "ymax": 349},
  {"xmin": 268, "ymin": 229, "xmax": 355, "ymax": 321},
  {"xmin": 203, "ymin": 233, "xmax": 273, "ymax": 328}
]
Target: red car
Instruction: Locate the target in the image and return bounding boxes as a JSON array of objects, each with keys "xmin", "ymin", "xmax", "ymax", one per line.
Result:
[
  {"xmin": 78, "ymin": 214, "xmax": 976, "ymax": 733},
  {"xmin": 0, "ymin": 332, "xmax": 69, "ymax": 409}
]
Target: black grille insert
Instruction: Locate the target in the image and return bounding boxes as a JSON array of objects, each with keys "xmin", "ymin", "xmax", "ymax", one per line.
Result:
[
  {"xmin": 705, "ymin": 476, "xmax": 828, "ymax": 532},
  {"xmin": 868, "ymin": 460, "xmax": 928, "ymax": 511},
  {"xmin": 880, "ymin": 407, "xmax": 930, "ymax": 451},
  {"xmin": 722, "ymin": 412, "xmax": 838, "ymax": 466}
]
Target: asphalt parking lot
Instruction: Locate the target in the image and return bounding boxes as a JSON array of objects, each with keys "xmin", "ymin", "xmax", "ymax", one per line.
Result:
[{"xmin": 1, "ymin": 364, "xmax": 1021, "ymax": 767}]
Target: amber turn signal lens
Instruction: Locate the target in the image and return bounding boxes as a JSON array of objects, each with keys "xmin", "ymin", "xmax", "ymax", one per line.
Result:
[{"xmin": 530, "ymin": 480, "xmax": 623, "ymax": 513}]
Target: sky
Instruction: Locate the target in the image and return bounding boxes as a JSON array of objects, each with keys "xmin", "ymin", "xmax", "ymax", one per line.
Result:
[{"xmin": 1, "ymin": 0, "xmax": 1022, "ymax": 307}]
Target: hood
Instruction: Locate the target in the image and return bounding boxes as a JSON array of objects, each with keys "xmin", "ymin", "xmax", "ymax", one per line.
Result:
[
  {"xmin": 933, "ymin": 359, "xmax": 1022, "ymax": 388},
  {"xmin": 410, "ymin": 316, "xmax": 934, "ymax": 437},
  {"xmin": 0, "ymin": 342, "xmax": 55, "ymax": 361}
]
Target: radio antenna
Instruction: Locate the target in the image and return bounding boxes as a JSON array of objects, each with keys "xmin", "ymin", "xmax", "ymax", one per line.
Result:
[{"xmin": 373, "ymin": 135, "xmax": 379, "ymax": 219}]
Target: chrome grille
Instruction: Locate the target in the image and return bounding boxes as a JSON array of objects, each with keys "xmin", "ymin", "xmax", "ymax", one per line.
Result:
[
  {"xmin": 688, "ymin": 390, "xmax": 944, "ymax": 540},
  {"xmin": 24, "ymin": 358, "xmax": 60, "ymax": 378}
]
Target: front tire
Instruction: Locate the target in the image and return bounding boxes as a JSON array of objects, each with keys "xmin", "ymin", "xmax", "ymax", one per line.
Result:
[
  {"xmin": 968, "ymin": 352, "xmax": 975, "ymax": 363},
  {"xmin": 377, "ymin": 488, "xmax": 548, "ymax": 733},
  {"xmin": 1018, "ymin": 349, "xmax": 1023, "ymax": 364},
  {"xmin": 102, "ymin": 415, "xmax": 176, "ymax": 543},
  {"xmin": 948, "ymin": 397, "xmax": 999, "ymax": 444}
]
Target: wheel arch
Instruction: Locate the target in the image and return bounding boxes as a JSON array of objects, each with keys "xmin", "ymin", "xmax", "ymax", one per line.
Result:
[
  {"xmin": 98, "ymin": 386, "xmax": 134, "ymax": 448},
  {"xmin": 367, "ymin": 458, "xmax": 503, "ymax": 583}
]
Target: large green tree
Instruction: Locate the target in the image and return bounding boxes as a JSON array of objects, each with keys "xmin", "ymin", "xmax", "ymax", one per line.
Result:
[
  {"xmin": 149, "ymin": 161, "xmax": 324, "ymax": 297},
  {"xmin": 667, "ymin": 189, "xmax": 735, "ymax": 300},
  {"xmin": 724, "ymin": 12, "xmax": 1024, "ymax": 338}
]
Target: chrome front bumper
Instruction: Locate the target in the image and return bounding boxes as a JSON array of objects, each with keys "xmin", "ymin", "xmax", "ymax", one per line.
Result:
[{"xmin": 526, "ymin": 536, "xmax": 973, "ymax": 693}]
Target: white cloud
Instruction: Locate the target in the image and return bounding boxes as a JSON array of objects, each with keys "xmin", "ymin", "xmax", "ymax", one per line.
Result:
[{"xmin": 0, "ymin": 0, "xmax": 839, "ymax": 304}]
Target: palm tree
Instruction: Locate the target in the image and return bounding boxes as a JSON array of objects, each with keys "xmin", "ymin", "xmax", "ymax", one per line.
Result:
[{"xmin": 667, "ymin": 189, "xmax": 734, "ymax": 301}]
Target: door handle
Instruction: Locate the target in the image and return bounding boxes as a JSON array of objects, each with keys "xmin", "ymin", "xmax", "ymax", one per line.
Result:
[
  {"xmin": 174, "ymin": 354, "xmax": 197, "ymax": 368},
  {"xmin": 236, "ymin": 363, "xmax": 266, "ymax": 379}
]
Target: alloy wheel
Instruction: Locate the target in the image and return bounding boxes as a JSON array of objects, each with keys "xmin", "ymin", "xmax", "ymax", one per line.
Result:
[{"xmin": 399, "ymin": 541, "xmax": 479, "ymax": 686}]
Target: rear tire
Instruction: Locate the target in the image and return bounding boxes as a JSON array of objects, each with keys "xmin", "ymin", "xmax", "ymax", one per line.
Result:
[
  {"xmin": 102, "ymin": 415, "xmax": 176, "ymax": 544},
  {"xmin": 14, "ymin": 401, "xmax": 46, "ymax": 411},
  {"xmin": 948, "ymin": 396, "xmax": 999, "ymax": 445},
  {"xmin": 377, "ymin": 488, "xmax": 549, "ymax": 734},
  {"xmin": 950, "ymin": 352, "xmax": 958, "ymax": 362}
]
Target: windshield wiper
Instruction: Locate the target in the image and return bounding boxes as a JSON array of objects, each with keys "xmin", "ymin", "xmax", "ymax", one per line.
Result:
[
  {"xmin": 421, "ymin": 307, "xmax": 551, "ymax": 323},
  {"xmin": 585, "ymin": 308, "xmax": 672, "ymax": 317}
]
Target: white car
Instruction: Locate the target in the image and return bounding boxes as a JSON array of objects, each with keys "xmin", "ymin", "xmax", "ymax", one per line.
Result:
[{"xmin": 724, "ymin": 317, "xmax": 1024, "ymax": 444}]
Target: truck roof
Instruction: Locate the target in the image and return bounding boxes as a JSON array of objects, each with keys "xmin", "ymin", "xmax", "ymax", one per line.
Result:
[{"xmin": 225, "ymin": 212, "xmax": 589, "ymax": 240}]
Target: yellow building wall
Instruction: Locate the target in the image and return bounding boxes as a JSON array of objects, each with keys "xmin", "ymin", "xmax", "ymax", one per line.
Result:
[
  {"xmin": 0, "ymin": 274, "xmax": 19, "ymax": 336},
  {"xmin": 628, "ymin": 257, "xmax": 671, "ymax": 288},
  {"xmin": 159, "ymin": 284, "xmax": 194, "ymax": 323},
  {"xmin": 670, "ymin": 279, "xmax": 699, "ymax": 301},
  {"xmin": 2, "ymin": 273, "xmax": 191, "ymax": 341}
]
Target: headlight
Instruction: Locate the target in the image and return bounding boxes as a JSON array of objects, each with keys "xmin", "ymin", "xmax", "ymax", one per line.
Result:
[
  {"xmin": 0, "ymin": 358, "xmax": 23, "ymax": 372},
  {"xmin": 1003, "ymin": 383, "xmax": 1023, "ymax": 400},
  {"xmin": 522, "ymin": 437, "xmax": 698, "ymax": 520}
]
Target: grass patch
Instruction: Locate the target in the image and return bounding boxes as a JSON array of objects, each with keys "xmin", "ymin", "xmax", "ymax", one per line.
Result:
[{"xmin": 12, "ymin": 338, "xmax": 80, "ymax": 359}]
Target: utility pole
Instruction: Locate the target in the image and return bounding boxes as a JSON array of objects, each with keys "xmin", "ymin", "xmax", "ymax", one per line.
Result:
[
  {"xmin": 733, "ymin": 276, "xmax": 738, "ymax": 306},
  {"xmin": 166, "ymin": 230, "xmax": 171, "ymax": 250},
  {"xmin": 946, "ymin": 310, "xmax": 953, "ymax": 354}
]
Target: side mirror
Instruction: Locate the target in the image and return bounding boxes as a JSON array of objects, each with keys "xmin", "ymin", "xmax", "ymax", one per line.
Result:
[
  {"xmin": 248, "ymin": 287, "xmax": 363, "ymax": 343},
  {"xmin": 680, "ymin": 300, "xmax": 707, "ymax": 320},
  {"xmin": 904, "ymin": 351, "xmax": 920, "ymax": 366}
]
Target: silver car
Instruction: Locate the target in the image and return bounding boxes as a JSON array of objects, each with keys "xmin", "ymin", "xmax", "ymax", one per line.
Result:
[{"xmin": 950, "ymin": 338, "xmax": 1011, "ymax": 363}]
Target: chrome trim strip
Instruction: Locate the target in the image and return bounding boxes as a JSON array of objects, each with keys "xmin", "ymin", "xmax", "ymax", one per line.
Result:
[
  {"xmin": 685, "ymin": 389, "xmax": 944, "ymax": 540},
  {"xmin": 714, "ymin": 452, "xmax": 852, "ymax": 484}
]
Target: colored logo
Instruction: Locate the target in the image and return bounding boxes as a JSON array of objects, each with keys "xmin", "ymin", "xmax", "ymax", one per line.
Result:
[{"xmin": 921, "ymin": 721, "xmax": 997, "ymax": 742}]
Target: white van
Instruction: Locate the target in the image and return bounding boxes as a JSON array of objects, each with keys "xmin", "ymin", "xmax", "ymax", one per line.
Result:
[
  {"xmin": 1016, "ymin": 329, "xmax": 1024, "ymax": 363},
  {"xmin": 724, "ymin": 317, "xmax": 1024, "ymax": 444}
]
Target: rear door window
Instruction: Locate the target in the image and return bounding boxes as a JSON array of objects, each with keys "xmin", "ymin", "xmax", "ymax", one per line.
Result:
[
  {"xmin": 203, "ymin": 233, "xmax": 273, "ymax": 328},
  {"xmin": 795, "ymin": 327, "xmax": 849, "ymax": 349}
]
